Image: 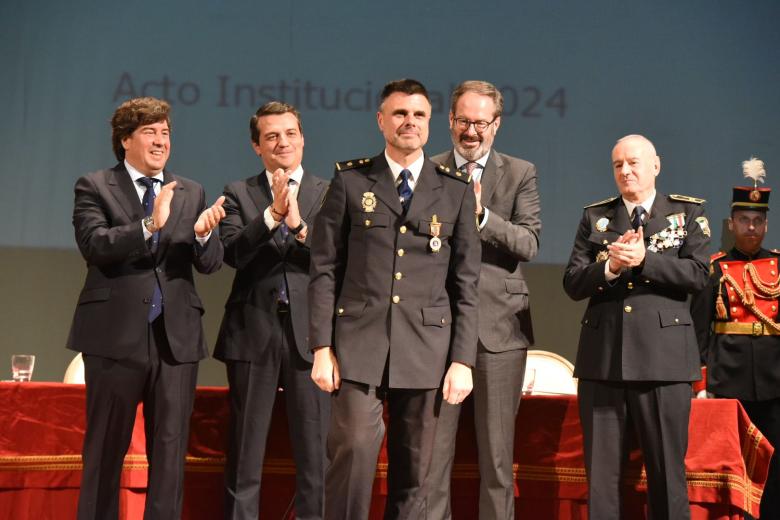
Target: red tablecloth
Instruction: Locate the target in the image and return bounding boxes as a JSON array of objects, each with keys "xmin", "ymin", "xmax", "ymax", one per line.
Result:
[{"xmin": 0, "ymin": 383, "xmax": 772, "ymax": 519}]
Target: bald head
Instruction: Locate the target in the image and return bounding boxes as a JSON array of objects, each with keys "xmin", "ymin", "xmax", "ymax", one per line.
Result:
[{"xmin": 612, "ymin": 134, "xmax": 661, "ymax": 203}]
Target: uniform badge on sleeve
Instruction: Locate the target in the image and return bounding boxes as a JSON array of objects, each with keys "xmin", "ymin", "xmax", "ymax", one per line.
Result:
[
  {"xmin": 429, "ymin": 214, "xmax": 442, "ymax": 253},
  {"xmin": 362, "ymin": 192, "xmax": 376, "ymax": 213},
  {"xmin": 695, "ymin": 216, "xmax": 711, "ymax": 237}
]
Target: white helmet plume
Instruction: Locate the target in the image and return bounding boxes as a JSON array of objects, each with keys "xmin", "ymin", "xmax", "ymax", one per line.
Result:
[{"xmin": 742, "ymin": 157, "xmax": 766, "ymax": 187}]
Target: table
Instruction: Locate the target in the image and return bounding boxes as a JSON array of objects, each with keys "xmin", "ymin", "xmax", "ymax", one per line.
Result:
[{"xmin": 0, "ymin": 383, "xmax": 772, "ymax": 519}]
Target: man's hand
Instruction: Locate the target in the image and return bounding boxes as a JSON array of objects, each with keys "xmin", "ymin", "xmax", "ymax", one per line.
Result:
[
  {"xmin": 607, "ymin": 226, "xmax": 646, "ymax": 270},
  {"xmin": 311, "ymin": 346, "xmax": 341, "ymax": 392},
  {"xmin": 285, "ymin": 189, "xmax": 302, "ymax": 230},
  {"xmin": 151, "ymin": 181, "xmax": 177, "ymax": 230},
  {"xmin": 270, "ymin": 168, "xmax": 290, "ymax": 220},
  {"xmin": 442, "ymin": 361, "xmax": 473, "ymax": 405},
  {"xmin": 194, "ymin": 195, "xmax": 226, "ymax": 237},
  {"xmin": 473, "ymin": 179, "xmax": 483, "ymax": 216}
]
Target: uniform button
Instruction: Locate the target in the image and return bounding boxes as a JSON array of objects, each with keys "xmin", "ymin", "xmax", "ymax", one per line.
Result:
[
  {"xmin": 627, "ymin": 282, "xmax": 634, "ymax": 289},
  {"xmin": 624, "ymin": 305, "xmax": 632, "ymax": 313},
  {"xmin": 772, "ymin": 270, "xmax": 777, "ymax": 276},
  {"xmin": 771, "ymin": 260, "xmax": 776, "ymax": 266},
  {"xmin": 674, "ymin": 318, "xmax": 679, "ymax": 323},
  {"xmin": 602, "ymin": 239, "xmax": 609, "ymax": 245},
  {"xmin": 773, "ymin": 305, "xmax": 777, "ymax": 312},
  {"xmin": 392, "ymin": 295, "xmax": 400, "ymax": 304},
  {"xmin": 597, "ymin": 286, "xmax": 604, "ymax": 292},
  {"xmin": 441, "ymin": 317, "xmax": 446, "ymax": 324},
  {"xmin": 400, "ymin": 225, "xmax": 407, "ymax": 234},
  {"xmin": 584, "ymin": 319, "xmax": 589, "ymax": 324},
  {"xmin": 397, "ymin": 249, "xmax": 405, "ymax": 257},
  {"xmin": 730, "ymin": 295, "xmax": 735, "ymax": 302},
  {"xmin": 143, "ymin": 297, "xmax": 151, "ymax": 303},
  {"xmin": 644, "ymin": 279, "xmax": 650, "ymax": 284},
  {"xmin": 394, "ymin": 272, "xmax": 402, "ymax": 280},
  {"xmin": 365, "ymin": 219, "xmax": 372, "ymax": 226},
  {"xmin": 723, "ymin": 264, "xmax": 729, "ymax": 270},
  {"xmin": 732, "ymin": 307, "xmax": 738, "ymax": 313},
  {"xmin": 337, "ymin": 308, "xmax": 344, "ymax": 315}
]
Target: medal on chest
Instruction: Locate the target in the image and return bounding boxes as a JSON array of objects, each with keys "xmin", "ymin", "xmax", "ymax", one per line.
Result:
[{"xmin": 429, "ymin": 214, "xmax": 442, "ymax": 253}]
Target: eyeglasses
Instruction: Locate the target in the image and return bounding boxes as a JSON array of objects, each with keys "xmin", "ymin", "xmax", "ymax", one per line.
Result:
[{"xmin": 452, "ymin": 116, "xmax": 497, "ymax": 133}]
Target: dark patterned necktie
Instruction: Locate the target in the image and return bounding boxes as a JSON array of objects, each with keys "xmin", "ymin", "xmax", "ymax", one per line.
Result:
[
  {"xmin": 632, "ymin": 206, "xmax": 646, "ymax": 231},
  {"xmin": 137, "ymin": 176, "xmax": 163, "ymax": 322},
  {"xmin": 398, "ymin": 169, "xmax": 413, "ymax": 213},
  {"xmin": 278, "ymin": 178, "xmax": 297, "ymax": 305}
]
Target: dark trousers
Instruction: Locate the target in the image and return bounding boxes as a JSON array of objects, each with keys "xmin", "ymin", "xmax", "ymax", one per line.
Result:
[
  {"xmin": 77, "ymin": 317, "xmax": 199, "ymax": 520},
  {"xmin": 324, "ymin": 380, "xmax": 438, "ymax": 520},
  {"xmin": 223, "ymin": 309, "xmax": 330, "ymax": 520},
  {"xmin": 578, "ymin": 380, "xmax": 692, "ymax": 520},
  {"xmin": 740, "ymin": 398, "xmax": 780, "ymax": 520},
  {"xmin": 427, "ymin": 345, "xmax": 526, "ymax": 520}
]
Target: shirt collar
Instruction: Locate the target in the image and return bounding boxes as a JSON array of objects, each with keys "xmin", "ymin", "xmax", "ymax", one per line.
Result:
[
  {"xmin": 453, "ymin": 149, "xmax": 490, "ymax": 171},
  {"xmin": 622, "ymin": 190, "xmax": 656, "ymax": 218},
  {"xmin": 384, "ymin": 150, "xmax": 424, "ymax": 183},
  {"xmin": 125, "ymin": 159, "xmax": 164, "ymax": 184}
]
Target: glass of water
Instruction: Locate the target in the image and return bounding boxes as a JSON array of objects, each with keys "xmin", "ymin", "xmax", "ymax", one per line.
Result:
[{"xmin": 11, "ymin": 354, "xmax": 35, "ymax": 382}]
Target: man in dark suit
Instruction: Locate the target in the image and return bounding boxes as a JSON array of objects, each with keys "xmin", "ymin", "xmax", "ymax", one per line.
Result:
[
  {"xmin": 426, "ymin": 80, "xmax": 540, "ymax": 520},
  {"xmin": 67, "ymin": 96, "xmax": 225, "ymax": 520},
  {"xmin": 563, "ymin": 134, "xmax": 710, "ymax": 520},
  {"xmin": 692, "ymin": 157, "xmax": 780, "ymax": 519},
  {"xmin": 214, "ymin": 101, "xmax": 330, "ymax": 520},
  {"xmin": 309, "ymin": 79, "xmax": 481, "ymax": 519}
]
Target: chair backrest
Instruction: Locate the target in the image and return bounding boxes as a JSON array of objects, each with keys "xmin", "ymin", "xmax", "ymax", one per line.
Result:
[
  {"xmin": 522, "ymin": 349, "xmax": 577, "ymax": 395},
  {"xmin": 63, "ymin": 353, "xmax": 85, "ymax": 384}
]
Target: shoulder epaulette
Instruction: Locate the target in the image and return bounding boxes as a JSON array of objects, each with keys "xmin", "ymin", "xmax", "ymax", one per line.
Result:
[
  {"xmin": 334, "ymin": 157, "xmax": 372, "ymax": 172},
  {"xmin": 770, "ymin": 249, "xmax": 780, "ymax": 256},
  {"xmin": 583, "ymin": 196, "xmax": 618, "ymax": 209},
  {"xmin": 436, "ymin": 163, "xmax": 471, "ymax": 183},
  {"xmin": 710, "ymin": 251, "xmax": 726, "ymax": 263},
  {"xmin": 669, "ymin": 194, "xmax": 705, "ymax": 204}
]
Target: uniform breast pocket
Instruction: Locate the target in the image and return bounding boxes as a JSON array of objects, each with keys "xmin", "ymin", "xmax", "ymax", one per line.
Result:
[
  {"xmin": 418, "ymin": 219, "xmax": 455, "ymax": 237},
  {"xmin": 351, "ymin": 211, "xmax": 390, "ymax": 230}
]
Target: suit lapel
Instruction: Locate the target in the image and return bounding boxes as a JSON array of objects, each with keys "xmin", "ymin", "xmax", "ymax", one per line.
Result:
[
  {"xmin": 156, "ymin": 171, "xmax": 186, "ymax": 259},
  {"xmin": 366, "ymin": 154, "xmax": 403, "ymax": 217},
  {"xmin": 297, "ymin": 171, "xmax": 320, "ymax": 221},
  {"xmin": 606, "ymin": 199, "xmax": 631, "ymax": 235},
  {"xmin": 479, "ymin": 151, "xmax": 504, "ymax": 207},
  {"xmin": 645, "ymin": 193, "xmax": 673, "ymax": 239},
  {"xmin": 108, "ymin": 163, "xmax": 144, "ymax": 222},
  {"xmin": 405, "ymin": 160, "xmax": 442, "ymax": 225}
]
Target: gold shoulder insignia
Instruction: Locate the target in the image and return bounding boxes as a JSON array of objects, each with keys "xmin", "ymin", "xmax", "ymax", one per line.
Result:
[
  {"xmin": 583, "ymin": 196, "xmax": 618, "ymax": 209},
  {"xmin": 710, "ymin": 251, "xmax": 726, "ymax": 263},
  {"xmin": 437, "ymin": 163, "xmax": 471, "ymax": 183},
  {"xmin": 334, "ymin": 157, "xmax": 372, "ymax": 172},
  {"xmin": 669, "ymin": 194, "xmax": 705, "ymax": 204},
  {"xmin": 771, "ymin": 249, "xmax": 780, "ymax": 255}
]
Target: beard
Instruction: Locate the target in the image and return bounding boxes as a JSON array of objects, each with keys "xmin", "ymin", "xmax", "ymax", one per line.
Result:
[{"xmin": 453, "ymin": 132, "xmax": 491, "ymax": 161}]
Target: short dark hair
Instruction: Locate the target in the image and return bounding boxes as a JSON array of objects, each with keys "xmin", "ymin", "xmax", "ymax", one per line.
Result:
[
  {"xmin": 250, "ymin": 101, "xmax": 302, "ymax": 144},
  {"xmin": 450, "ymin": 80, "xmax": 503, "ymax": 118},
  {"xmin": 111, "ymin": 97, "xmax": 171, "ymax": 161},
  {"xmin": 379, "ymin": 79, "xmax": 429, "ymax": 108}
]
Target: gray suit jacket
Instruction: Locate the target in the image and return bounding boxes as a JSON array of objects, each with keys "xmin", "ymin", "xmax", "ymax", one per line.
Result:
[
  {"xmin": 563, "ymin": 193, "xmax": 710, "ymax": 382},
  {"xmin": 308, "ymin": 153, "xmax": 481, "ymax": 389},
  {"xmin": 214, "ymin": 170, "xmax": 328, "ymax": 363},
  {"xmin": 431, "ymin": 150, "xmax": 540, "ymax": 352}
]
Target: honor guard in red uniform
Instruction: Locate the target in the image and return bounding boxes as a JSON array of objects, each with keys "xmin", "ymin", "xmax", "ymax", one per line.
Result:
[{"xmin": 693, "ymin": 157, "xmax": 780, "ymax": 519}]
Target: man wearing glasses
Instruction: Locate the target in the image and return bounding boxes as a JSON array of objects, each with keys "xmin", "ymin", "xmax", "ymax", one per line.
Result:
[{"xmin": 427, "ymin": 80, "xmax": 541, "ymax": 520}]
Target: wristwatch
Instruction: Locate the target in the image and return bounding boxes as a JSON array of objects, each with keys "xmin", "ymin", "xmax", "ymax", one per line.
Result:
[
  {"xmin": 289, "ymin": 220, "xmax": 306, "ymax": 235},
  {"xmin": 143, "ymin": 216, "xmax": 158, "ymax": 233}
]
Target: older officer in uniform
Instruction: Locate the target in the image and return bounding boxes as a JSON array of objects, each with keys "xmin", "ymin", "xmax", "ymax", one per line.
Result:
[
  {"xmin": 309, "ymin": 78, "xmax": 481, "ymax": 519},
  {"xmin": 215, "ymin": 101, "xmax": 330, "ymax": 520},
  {"xmin": 692, "ymin": 157, "xmax": 780, "ymax": 519},
  {"xmin": 427, "ymin": 80, "xmax": 540, "ymax": 520},
  {"xmin": 68, "ymin": 97, "xmax": 225, "ymax": 519},
  {"xmin": 563, "ymin": 134, "xmax": 710, "ymax": 520}
]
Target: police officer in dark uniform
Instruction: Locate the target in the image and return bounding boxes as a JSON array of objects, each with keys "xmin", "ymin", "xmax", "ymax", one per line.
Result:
[
  {"xmin": 564, "ymin": 134, "xmax": 710, "ymax": 520},
  {"xmin": 308, "ymin": 79, "xmax": 481, "ymax": 520},
  {"xmin": 693, "ymin": 157, "xmax": 780, "ymax": 519}
]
